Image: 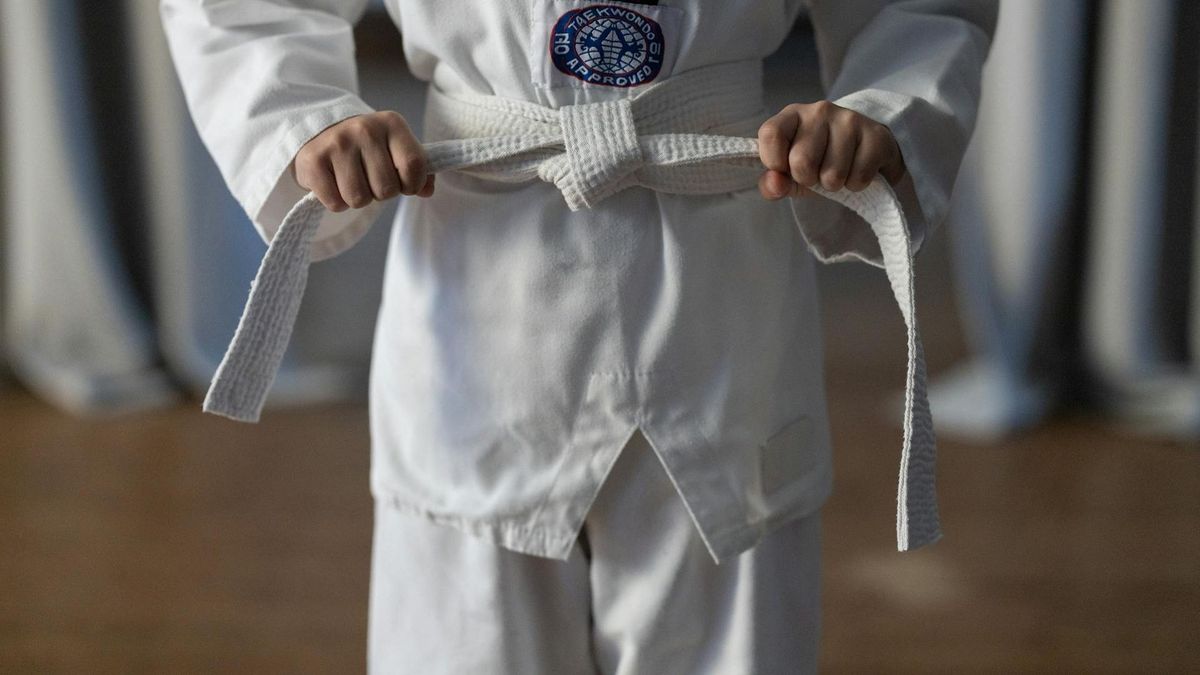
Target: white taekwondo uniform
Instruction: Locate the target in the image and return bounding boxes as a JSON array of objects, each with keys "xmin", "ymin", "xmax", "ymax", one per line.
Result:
[{"xmin": 160, "ymin": 0, "xmax": 995, "ymax": 671}]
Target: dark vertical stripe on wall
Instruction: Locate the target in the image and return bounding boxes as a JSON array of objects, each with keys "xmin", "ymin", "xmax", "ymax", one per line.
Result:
[
  {"xmin": 1157, "ymin": 0, "xmax": 1199, "ymax": 364},
  {"xmin": 1023, "ymin": 1, "xmax": 1095, "ymax": 399},
  {"xmin": 1060, "ymin": 0, "xmax": 1104, "ymax": 407},
  {"xmin": 72, "ymin": 0, "xmax": 157, "ymax": 324}
]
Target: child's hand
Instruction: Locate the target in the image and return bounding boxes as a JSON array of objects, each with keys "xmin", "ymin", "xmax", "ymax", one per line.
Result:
[
  {"xmin": 290, "ymin": 111, "xmax": 435, "ymax": 212},
  {"xmin": 756, "ymin": 101, "xmax": 906, "ymax": 200}
]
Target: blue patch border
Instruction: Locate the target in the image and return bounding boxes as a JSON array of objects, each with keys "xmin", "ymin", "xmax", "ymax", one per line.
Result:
[{"xmin": 548, "ymin": 4, "xmax": 666, "ymax": 88}]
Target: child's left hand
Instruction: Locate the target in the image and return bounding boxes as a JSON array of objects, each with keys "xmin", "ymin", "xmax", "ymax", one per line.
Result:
[{"xmin": 757, "ymin": 101, "xmax": 907, "ymax": 200}]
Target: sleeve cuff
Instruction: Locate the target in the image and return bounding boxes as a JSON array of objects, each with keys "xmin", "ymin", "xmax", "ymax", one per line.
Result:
[
  {"xmin": 233, "ymin": 96, "xmax": 385, "ymax": 262},
  {"xmin": 829, "ymin": 87, "xmax": 954, "ymax": 258},
  {"xmin": 787, "ymin": 168, "xmax": 926, "ymax": 270},
  {"xmin": 785, "ymin": 89, "xmax": 931, "ymax": 268}
]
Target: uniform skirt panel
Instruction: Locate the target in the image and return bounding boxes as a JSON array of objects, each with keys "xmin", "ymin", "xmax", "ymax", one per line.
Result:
[{"xmin": 367, "ymin": 428, "xmax": 822, "ymax": 675}]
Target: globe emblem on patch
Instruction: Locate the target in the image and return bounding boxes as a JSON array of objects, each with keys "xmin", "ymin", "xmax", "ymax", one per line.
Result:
[
  {"xmin": 576, "ymin": 16, "xmax": 648, "ymax": 74},
  {"xmin": 550, "ymin": 5, "xmax": 666, "ymax": 88}
]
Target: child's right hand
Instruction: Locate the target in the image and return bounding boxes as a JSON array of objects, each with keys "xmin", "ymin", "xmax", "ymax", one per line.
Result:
[{"xmin": 290, "ymin": 111, "xmax": 435, "ymax": 212}]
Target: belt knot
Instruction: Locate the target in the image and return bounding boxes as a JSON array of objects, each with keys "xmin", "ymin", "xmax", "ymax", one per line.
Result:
[{"xmin": 556, "ymin": 98, "xmax": 643, "ymax": 210}]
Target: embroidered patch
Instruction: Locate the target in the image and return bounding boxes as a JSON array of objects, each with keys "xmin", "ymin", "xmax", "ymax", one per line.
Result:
[
  {"xmin": 531, "ymin": 1, "xmax": 683, "ymax": 91},
  {"xmin": 549, "ymin": 5, "xmax": 666, "ymax": 88}
]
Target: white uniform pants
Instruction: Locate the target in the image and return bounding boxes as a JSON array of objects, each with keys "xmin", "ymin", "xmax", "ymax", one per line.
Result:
[{"xmin": 367, "ymin": 429, "xmax": 823, "ymax": 674}]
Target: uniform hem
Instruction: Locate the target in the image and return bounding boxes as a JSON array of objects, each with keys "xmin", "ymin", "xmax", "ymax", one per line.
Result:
[
  {"xmin": 703, "ymin": 463, "xmax": 835, "ymax": 565},
  {"xmin": 370, "ymin": 456, "xmax": 834, "ymax": 566},
  {"xmin": 371, "ymin": 491, "xmax": 581, "ymax": 561}
]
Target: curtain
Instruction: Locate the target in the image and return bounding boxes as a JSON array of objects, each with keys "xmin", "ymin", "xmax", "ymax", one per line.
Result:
[
  {"xmin": 931, "ymin": 0, "xmax": 1200, "ymax": 441},
  {"xmin": 0, "ymin": 0, "xmax": 408, "ymax": 416}
]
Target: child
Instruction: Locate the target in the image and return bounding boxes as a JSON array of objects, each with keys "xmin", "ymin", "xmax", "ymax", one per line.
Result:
[{"xmin": 161, "ymin": 1, "xmax": 996, "ymax": 672}]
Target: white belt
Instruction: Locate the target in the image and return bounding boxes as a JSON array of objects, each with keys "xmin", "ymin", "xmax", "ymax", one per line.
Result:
[{"xmin": 204, "ymin": 59, "xmax": 942, "ymax": 552}]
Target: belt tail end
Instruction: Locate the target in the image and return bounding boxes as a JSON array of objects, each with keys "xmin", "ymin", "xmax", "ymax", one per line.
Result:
[
  {"xmin": 897, "ymin": 516, "xmax": 944, "ymax": 552},
  {"xmin": 202, "ymin": 381, "xmax": 265, "ymax": 423},
  {"xmin": 896, "ymin": 449, "xmax": 944, "ymax": 552}
]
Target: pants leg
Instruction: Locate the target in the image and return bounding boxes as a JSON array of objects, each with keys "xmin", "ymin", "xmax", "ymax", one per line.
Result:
[
  {"xmin": 366, "ymin": 499, "xmax": 596, "ymax": 674},
  {"xmin": 365, "ymin": 427, "xmax": 823, "ymax": 675},
  {"xmin": 586, "ymin": 429, "xmax": 823, "ymax": 675}
]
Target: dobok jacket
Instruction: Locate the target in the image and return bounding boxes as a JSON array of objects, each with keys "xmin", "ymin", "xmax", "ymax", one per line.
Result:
[{"xmin": 160, "ymin": 0, "xmax": 997, "ymax": 563}]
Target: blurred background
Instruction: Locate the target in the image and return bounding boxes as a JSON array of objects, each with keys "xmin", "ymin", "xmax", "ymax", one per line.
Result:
[{"xmin": 1, "ymin": 0, "xmax": 1198, "ymax": 672}]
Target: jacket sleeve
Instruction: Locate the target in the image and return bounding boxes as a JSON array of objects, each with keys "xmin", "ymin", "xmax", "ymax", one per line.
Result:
[
  {"xmin": 159, "ymin": 0, "xmax": 383, "ymax": 261},
  {"xmin": 792, "ymin": 0, "xmax": 998, "ymax": 267}
]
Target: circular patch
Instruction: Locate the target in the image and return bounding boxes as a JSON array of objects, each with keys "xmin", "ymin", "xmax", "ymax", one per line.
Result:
[{"xmin": 550, "ymin": 5, "xmax": 665, "ymax": 88}]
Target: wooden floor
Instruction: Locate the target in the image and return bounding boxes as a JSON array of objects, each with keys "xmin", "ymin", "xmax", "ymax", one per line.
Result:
[
  {"xmin": 2, "ymin": 227, "xmax": 1197, "ymax": 673},
  {"xmin": 3, "ymin": 15, "xmax": 1198, "ymax": 673}
]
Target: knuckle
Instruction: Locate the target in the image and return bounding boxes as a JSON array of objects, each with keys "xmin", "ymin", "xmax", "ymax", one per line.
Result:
[
  {"xmin": 822, "ymin": 167, "xmax": 846, "ymax": 186},
  {"xmin": 293, "ymin": 161, "xmax": 317, "ymax": 186},
  {"xmin": 376, "ymin": 180, "xmax": 402, "ymax": 199},
  {"xmin": 787, "ymin": 151, "xmax": 808, "ymax": 174},
  {"xmin": 330, "ymin": 131, "xmax": 356, "ymax": 153},
  {"xmin": 790, "ymin": 145, "xmax": 819, "ymax": 172},
  {"xmin": 359, "ymin": 121, "xmax": 386, "ymax": 143},
  {"xmin": 321, "ymin": 193, "xmax": 346, "ymax": 212},
  {"xmin": 343, "ymin": 189, "xmax": 371, "ymax": 208},
  {"xmin": 313, "ymin": 142, "xmax": 338, "ymax": 161},
  {"xmin": 796, "ymin": 160, "xmax": 820, "ymax": 183},
  {"xmin": 303, "ymin": 148, "xmax": 333, "ymax": 171},
  {"xmin": 829, "ymin": 111, "xmax": 853, "ymax": 131},
  {"xmin": 382, "ymin": 110, "xmax": 409, "ymax": 129},
  {"xmin": 338, "ymin": 122, "xmax": 365, "ymax": 142},
  {"xmin": 399, "ymin": 154, "xmax": 427, "ymax": 178},
  {"xmin": 758, "ymin": 123, "xmax": 784, "ymax": 144}
]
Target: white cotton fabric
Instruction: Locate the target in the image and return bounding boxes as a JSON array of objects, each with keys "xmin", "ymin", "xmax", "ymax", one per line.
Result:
[
  {"xmin": 367, "ymin": 428, "xmax": 823, "ymax": 675},
  {"xmin": 160, "ymin": 0, "xmax": 996, "ymax": 560},
  {"xmin": 203, "ymin": 57, "xmax": 939, "ymax": 552}
]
